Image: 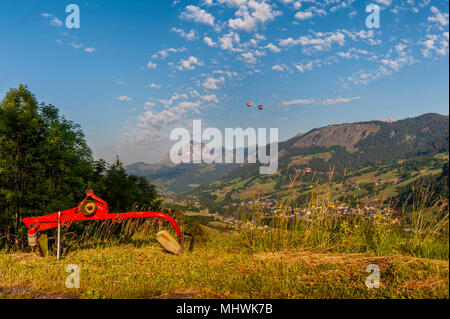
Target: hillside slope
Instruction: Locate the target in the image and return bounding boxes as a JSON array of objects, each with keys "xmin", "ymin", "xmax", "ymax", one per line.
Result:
[{"xmin": 228, "ymin": 113, "xmax": 449, "ymax": 179}]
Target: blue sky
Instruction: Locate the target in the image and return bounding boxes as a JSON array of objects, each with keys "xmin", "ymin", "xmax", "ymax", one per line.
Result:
[{"xmin": 0, "ymin": 0, "xmax": 448, "ymax": 164}]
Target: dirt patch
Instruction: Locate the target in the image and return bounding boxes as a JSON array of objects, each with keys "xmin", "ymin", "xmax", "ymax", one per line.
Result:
[
  {"xmin": 0, "ymin": 286, "xmax": 33, "ymax": 298},
  {"xmin": 403, "ymin": 278, "xmax": 447, "ymax": 291},
  {"xmin": 0, "ymin": 286, "xmax": 79, "ymax": 299},
  {"xmin": 33, "ymin": 292, "xmax": 80, "ymax": 299},
  {"xmin": 160, "ymin": 288, "xmax": 222, "ymax": 299}
]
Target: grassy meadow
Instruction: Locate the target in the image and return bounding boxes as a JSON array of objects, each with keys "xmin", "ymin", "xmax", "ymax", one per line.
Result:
[
  {"xmin": 0, "ymin": 183, "xmax": 448, "ymax": 299},
  {"xmin": 0, "ymin": 232, "xmax": 448, "ymax": 299}
]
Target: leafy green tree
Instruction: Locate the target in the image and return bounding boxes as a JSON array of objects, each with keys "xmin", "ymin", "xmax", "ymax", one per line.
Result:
[
  {"xmin": 0, "ymin": 85, "xmax": 162, "ymax": 247},
  {"xmin": 102, "ymin": 157, "xmax": 161, "ymax": 212},
  {"xmin": 0, "ymin": 85, "xmax": 44, "ymax": 235}
]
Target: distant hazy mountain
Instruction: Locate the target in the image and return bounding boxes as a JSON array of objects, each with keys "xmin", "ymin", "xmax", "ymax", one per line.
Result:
[{"xmin": 126, "ymin": 141, "xmax": 239, "ymax": 193}]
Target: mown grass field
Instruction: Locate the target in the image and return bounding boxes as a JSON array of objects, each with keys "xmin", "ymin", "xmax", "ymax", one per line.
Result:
[
  {"xmin": 0, "ymin": 231, "xmax": 448, "ymax": 299},
  {"xmin": 1, "ymin": 177, "xmax": 448, "ymax": 300}
]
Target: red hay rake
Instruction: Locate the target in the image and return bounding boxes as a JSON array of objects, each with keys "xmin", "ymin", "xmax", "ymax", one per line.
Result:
[{"xmin": 23, "ymin": 190, "xmax": 192, "ymax": 258}]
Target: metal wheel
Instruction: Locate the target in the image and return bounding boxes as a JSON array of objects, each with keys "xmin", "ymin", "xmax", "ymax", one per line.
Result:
[{"xmin": 79, "ymin": 200, "xmax": 97, "ymax": 217}]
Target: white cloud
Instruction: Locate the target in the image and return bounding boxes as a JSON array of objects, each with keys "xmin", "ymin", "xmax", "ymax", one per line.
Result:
[
  {"xmin": 202, "ymin": 76, "xmax": 225, "ymax": 90},
  {"xmin": 228, "ymin": 0, "xmax": 282, "ymax": 32},
  {"xmin": 204, "ymin": 36, "xmax": 216, "ymax": 47},
  {"xmin": 279, "ymin": 99, "xmax": 315, "ymax": 107},
  {"xmin": 428, "ymin": 6, "xmax": 449, "ymax": 27},
  {"xmin": 330, "ymin": 0, "xmax": 356, "ymax": 13},
  {"xmin": 41, "ymin": 13, "xmax": 63, "ymax": 27},
  {"xmin": 279, "ymin": 30, "xmax": 346, "ymax": 52},
  {"xmin": 177, "ymin": 101, "xmax": 202, "ymax": 114},
  {"xmin": 254, "ymin": 33, "xmax": 266, "ymax": 41},
  {"xmin": 217, "ymin": 0, "xmax": 248, "ymax": 7},
  {"xmin": 337, "ymin": 52, "xmax": 353, "ymax": 59},
  {"xmin": 341, "ymin": 38, "xmax": 416, "ymax": 87},
  {"xmin": 320, "ymin": 96, "xmax": 360, "ymax": 105},
  {"xmin": 294, "ymin": 11, "xmax": 313, "ymax": 20},
  {"xmin": 337, "ymin": 47, "xmax": 369, "ymax": 59},
  {"xmin": 375, "ymin": 0, "xmax": 391, "ymax": 6},
  {"xmin": 395, "ymin": 43, "xmax": 407, "ymax": 55},
  {"xmin": 239, "ymin": 51, "xmax": 257, "ymax": 64},
  {"xmin": 69, "ymin": 42, "xmax": 84, "ymax": 49},
  {"xmin": 152, "ymin": 47, "xmax": 187, "ymax": 59},
  {"xmin": 212, "ymin": 70, "xmax": 239, "ymax": 79},
  {"xmin": 218, "ymin": 32, "xmax": 242, "ymax": 52},
  {"xmin": 117, "ymin": 96, "xmax": 132, "ymax": 101},
  {"xmin": 200, "ymin": 94, "xmax": 219, "ymax": 103},
  {"xmin": 144, "ymin": 102, "xmax": 156, "ymax": 108},
  {"xmin": 180, "ymin": 5, "xmax": 215, "ymax": 26},
  {"xmin": 342, "ymin": 29, "xmax": 380, "ymax": 46},
  {"xmin": 272, "ymin": 64, "xmax": 289, "ymax": 72},
  {"xmin": 279, "ymin": 96, "xmax": 361, "ymax": 107},
  {"xmin": 147, "ymin": 61, "xmax": 157, "ymax": 69},
  {"xmin": 190, "ymin": 90, "xmax": 220, "ymax": 103},
  {"xmin": 171, "ymin": 27, "xmax": 197, "ymax": 41},
  {"xmin": 265, "ymin": 43, "xmax": 281, "ymax": 53},
  {"xmin": 345, "ymin": 65, "xmax": 393, "ymax": 86},
  {"xmin": 158, "ymin": 93, "xmax": 189, "ymax": 108},
  {"xmin": 421, "ymin": 33, "xmax": 449, "ymax": 57},
  {"xmin": 126, "ymin": 92, "xmax": 206, "ymax": 146},
  {"xmin": 149, "ymin": 83, "xmax": 162, "ymax": 89},
  {"xmin": 50, "ymin": 17, "xmax": 63, "ymax": 27},
  {"xmin": 272, "ymin": 65, "xmax": 283, "ymax": 71},
  {"xmin": 176, "ymin": 56, "xmax": 204, "ymax": 70},
  {"xmin": 295, "ymin": 61, "xmax": 313, "ymax": 72},
  {"xmin": 380, "ymin": 56, "xmax": 413, "ymax": 71},
  {"xmin": 84, "ymin": 47, "xmax": 96, "ymax": 53}
]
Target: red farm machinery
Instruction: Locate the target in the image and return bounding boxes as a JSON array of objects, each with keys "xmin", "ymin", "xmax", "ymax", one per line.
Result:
[{"xmin": 23, "ymin": 190, "xmax": 192, "ymax": 258}]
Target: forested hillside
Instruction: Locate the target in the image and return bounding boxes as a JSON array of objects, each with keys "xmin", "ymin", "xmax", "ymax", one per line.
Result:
[{"xmin": 228, "ymin": 113, "xmax": 449, "ymax": 180}]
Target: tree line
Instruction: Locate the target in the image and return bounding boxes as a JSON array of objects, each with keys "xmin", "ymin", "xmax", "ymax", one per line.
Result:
[{"xmin": 0, "ymin": 85, "xmax": 161, "ymax": 247}]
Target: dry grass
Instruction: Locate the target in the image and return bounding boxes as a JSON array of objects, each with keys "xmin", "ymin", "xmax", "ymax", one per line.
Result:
[{"xmin": 0, "ymin": 232, "xmax": 448, "ymax": 299}]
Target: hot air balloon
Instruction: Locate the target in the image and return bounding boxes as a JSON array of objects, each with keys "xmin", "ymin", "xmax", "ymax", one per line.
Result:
[
  {"xmin": 246, "ymin": 102, "xmax": 252, "ymax": 107},
  {"xmin": 257, "ymin": 105, "xmax": 263, "ymax": 111}
]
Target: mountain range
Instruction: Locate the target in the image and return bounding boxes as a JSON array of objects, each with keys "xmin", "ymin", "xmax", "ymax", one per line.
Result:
[{"xmin": 126, "ymin": 113, "xmax": 449, "ymax": 195}]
